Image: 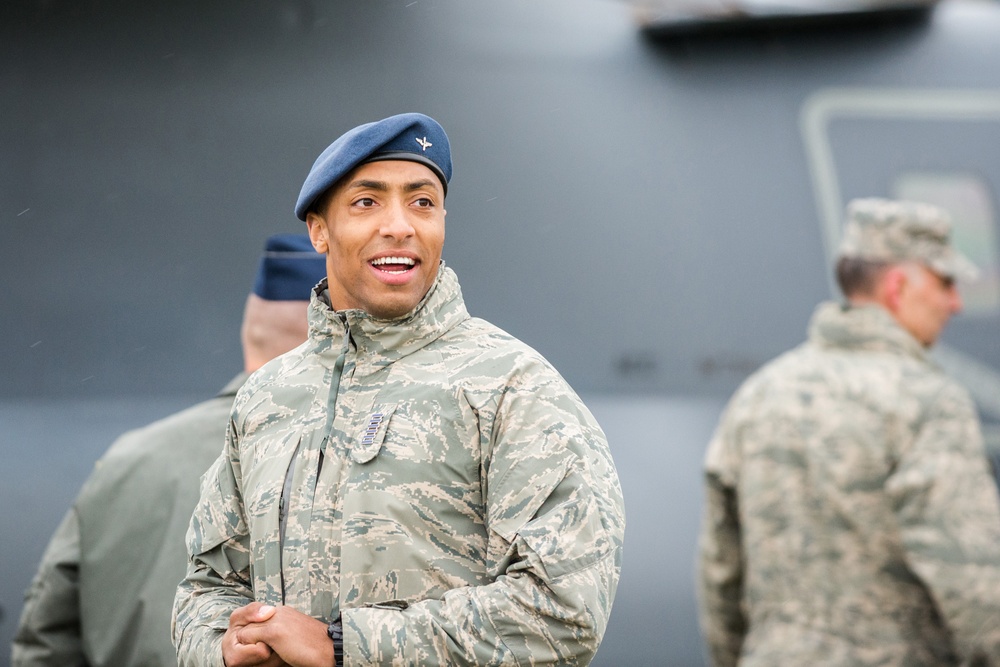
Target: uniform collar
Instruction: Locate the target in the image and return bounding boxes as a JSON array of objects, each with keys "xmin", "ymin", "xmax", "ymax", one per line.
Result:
[
  {"xmin": 306, "ymin": 262, "xmax": 469, "ymax": 367},
  {"xmin": 808, "ymin": 301, "xmax": 930, "ymax": 364}
]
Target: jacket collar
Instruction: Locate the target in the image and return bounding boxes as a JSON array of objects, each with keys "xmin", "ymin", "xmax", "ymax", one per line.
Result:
[
  {"xmin": 307, "ymin": 262, "xmax": 469, "ymax": 368},
  {"xmin": 808, "ymin": 301, "xmax": 930, "ymax": 364}
]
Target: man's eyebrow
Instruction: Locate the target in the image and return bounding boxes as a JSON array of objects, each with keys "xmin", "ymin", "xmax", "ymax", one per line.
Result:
[
  {"xmin": 343, "ymin": 179, "xmax": 439, "ymax": 193},
  {"xmin": 404, "ymin": 179, "xmax": 440, "ymax": 192},
  {"xmin": 345, "ymin": 179, "xmax": 389, "ymax": 191}
]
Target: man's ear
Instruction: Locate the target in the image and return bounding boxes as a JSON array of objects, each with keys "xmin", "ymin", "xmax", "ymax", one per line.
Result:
[
  {"xmin": 881, "ymin": 265, "xmax": 908, "ymax": 312},
  {"xmin": 306, "ymin": 213, "xmax": 328, "ymax": 254}
]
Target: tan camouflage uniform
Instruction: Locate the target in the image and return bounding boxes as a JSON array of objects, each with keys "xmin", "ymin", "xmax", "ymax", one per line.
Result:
[
  {"xmin": 698, "ymin": 301, "xmax": 1000, "ymax": 666},
  {"xmin": 172, "ymin": 264, "xmax": 625, "ymax": 667}
]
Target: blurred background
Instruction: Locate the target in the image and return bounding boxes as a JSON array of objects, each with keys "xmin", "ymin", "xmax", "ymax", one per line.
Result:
[{"xmin": 3, "ymin": 0, "xmax": 1000, "ymax": 663}]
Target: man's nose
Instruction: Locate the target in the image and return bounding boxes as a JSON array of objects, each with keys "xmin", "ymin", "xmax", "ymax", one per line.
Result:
[
  {"xmin": 950, "ymin": 286, "xmax": 963, "ymax": 314},
  {"xmin": 380, "ymin": 201, "xmax": 415, "ymax": 238}
]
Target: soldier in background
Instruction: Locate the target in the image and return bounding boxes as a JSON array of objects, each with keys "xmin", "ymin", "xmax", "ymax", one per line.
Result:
[
  {"xmin": 12, "ymin": 234, "xmax": 325, "ymax": 666},
  {"xmin": 697, "ymin": 198, "xmax": 1000, "ymax": 667},
  {"xmin": 172, "ymin": 113, "xmax": 625, "ymax": 667}
]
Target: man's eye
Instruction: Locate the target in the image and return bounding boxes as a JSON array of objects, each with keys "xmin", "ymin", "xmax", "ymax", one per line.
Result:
[
  {"xmin": 355, "ymin": 198, "xmax": 376, "ymax": 208},
  {"xmin": 414, "ymin": 198, "xmax": 433, "ymax": 208}
]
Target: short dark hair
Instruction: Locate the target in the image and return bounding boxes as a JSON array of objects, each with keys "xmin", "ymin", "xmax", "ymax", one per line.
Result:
[
  {"xmin": 308, "ymin": 185, "xmax": 336, "ymax": 219},
  {"xmin": 835, "ymin": 256, "xmax": 891, "ymax": 298}
]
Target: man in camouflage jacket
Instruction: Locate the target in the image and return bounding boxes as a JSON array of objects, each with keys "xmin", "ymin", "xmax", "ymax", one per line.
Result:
[
  {"xmin": 172, "ymin": 113, "xmax": 625, "ymax": 667},
  {"xmin": 697, "ymin": 198, "xmax": 1000, "ymax": 666}
]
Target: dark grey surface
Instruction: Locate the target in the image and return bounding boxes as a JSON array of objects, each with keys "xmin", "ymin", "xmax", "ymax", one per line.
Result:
[{"xmin": 5, "ymin": 0, "xmax": 998, "ymax": 403}]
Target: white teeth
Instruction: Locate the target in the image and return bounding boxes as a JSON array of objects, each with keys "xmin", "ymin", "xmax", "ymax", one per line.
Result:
[{"xmin": 371, "ymin": 256, "xmax": 415, "ymax": 266}]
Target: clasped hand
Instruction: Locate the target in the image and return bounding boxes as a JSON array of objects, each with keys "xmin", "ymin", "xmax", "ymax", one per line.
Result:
[{"xmin": 222, "ymin": 601, "xmax": 336, "ymax": 667}]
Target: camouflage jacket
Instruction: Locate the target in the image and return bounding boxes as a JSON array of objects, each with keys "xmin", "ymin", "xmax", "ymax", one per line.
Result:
[
  {"xmin": 13, "ymin": 375, "xmax": 245, "ymax": 667},
  {"xmin": 172, "ymin": 265, "xmax": 625, "ymax": 667},
  {"xmin": 698, "ymin": 302, "xmax": 1000, "ymax": 667}
]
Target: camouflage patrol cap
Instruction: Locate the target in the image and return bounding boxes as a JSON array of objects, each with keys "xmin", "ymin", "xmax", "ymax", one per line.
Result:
[{"xmin": 838, "ymin": 197, "xmax": 979, "ymax": 281}]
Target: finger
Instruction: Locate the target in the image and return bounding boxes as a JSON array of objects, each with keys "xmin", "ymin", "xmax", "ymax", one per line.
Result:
[
  {"xmin": 223, "ymin": 631, "xmax": 274, "ymax": 667},
  {"xmin": 229, "ymin": 601, "xmax": 267, "ymax": 628},
  {"xmin": 254, "ymin": 604, "xmax": 277, "ymax": 622},
  {"xmin": 237, "ymin": 622, "xmax": 275, "ymax": 648}
]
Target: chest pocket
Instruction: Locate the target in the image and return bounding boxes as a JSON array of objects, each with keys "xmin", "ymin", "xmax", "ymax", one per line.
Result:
[
  {"xmin": 348, "ymin": 398, "xmax": 480, "ymax": 485},
  {"xmin": 348, "ymin": 401, "xmax": 451, "ymax": 463}
]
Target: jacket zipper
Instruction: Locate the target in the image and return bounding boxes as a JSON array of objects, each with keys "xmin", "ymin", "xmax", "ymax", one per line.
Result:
[{"xmin": 278, "ymin": 324, "xmax": 351, "ymax": 604}]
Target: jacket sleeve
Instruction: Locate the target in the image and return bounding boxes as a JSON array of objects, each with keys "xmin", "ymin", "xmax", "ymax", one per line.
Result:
[
  {"xmin": 341, "ymin": 365, "xmax": 626, "ymax": 667},
  {"xmin": 886, "ymin": 381, "xmax": 1000, "ymax": 663},
  {"xmin": 171, "ymin": 420, "xmax": 253, "ymax": 667},
  {"xmin": 696, "ymin": 416, "xmax": 747, "ymax": 667},
  {"xmin": 11, "ymin": 508, "xmax": 87, "ymax": 667}
]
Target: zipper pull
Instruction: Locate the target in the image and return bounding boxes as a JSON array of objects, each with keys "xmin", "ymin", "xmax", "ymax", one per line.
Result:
[{"xmin": 369, "ymin": 600, "xmax": 410, "ymax": 611}]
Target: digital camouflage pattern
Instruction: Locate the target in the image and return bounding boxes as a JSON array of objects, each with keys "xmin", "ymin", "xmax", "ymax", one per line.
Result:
[
  {"xmin": 13, "ymin": 376, "xmax": 246, "ymax": 667},
  {"xmin": 172, "ymin": 264, "xmax": 626, "ymax": 667},
  {"xmin": 698, "ymin": 301, "xmax": 1000, "ymax": 667},
  {"xmin": 838, "ymin": 197, "xmax": 978, "ymax": 281}
]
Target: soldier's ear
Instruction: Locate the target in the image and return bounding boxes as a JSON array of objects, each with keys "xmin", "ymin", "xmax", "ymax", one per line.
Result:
[
  {"xmin": 881, "ymin": 265, "xmax": 908, "ymax": 312},
  {"xmin": 306, "ymin": 213, "xmax": 329, "ymax": 254}
]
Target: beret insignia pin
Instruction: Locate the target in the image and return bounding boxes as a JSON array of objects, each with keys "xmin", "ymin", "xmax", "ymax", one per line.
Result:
[{"xmin": 415, "ymin": 136, "xmax": 432, "ymax": 151}]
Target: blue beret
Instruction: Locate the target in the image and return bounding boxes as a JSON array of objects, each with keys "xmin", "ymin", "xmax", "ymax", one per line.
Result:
[
  {"xmin": 252, "ymin": 233, "xmax": 327, "ymax": 301},
  {"xmin": 294, "ymin": 112, "xmax": 452, "ymax": 221}
]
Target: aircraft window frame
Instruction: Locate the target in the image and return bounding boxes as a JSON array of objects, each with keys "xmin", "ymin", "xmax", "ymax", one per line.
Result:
[{"xmin": 800, "ymin": 87, "xmax": 1000, "ymax": 306}]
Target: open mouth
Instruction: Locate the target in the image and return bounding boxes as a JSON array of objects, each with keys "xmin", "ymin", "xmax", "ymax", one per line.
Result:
[{"xmin": 370, "ymin": 256, "xmax": 417, "ymax": 274}]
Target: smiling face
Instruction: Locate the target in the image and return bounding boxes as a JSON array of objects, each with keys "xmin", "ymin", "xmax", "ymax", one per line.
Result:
[{"xmin": 305, "ymin": 160, "xmax": 446, "ymax": 320}]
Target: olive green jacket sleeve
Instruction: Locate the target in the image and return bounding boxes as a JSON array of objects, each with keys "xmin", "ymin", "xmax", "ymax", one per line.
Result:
[{"xmin": 11, "ymin": 508, "xmax": 87, "ymax": 667}]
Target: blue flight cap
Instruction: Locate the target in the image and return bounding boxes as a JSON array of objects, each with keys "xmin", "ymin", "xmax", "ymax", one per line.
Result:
[
  {"xmin": 294, "ymin": 112, "xmax": 452, "ymax": 221},
  {"xmin": 252, "ymin": 233, "xmax": 327, "ymax": 301}
]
